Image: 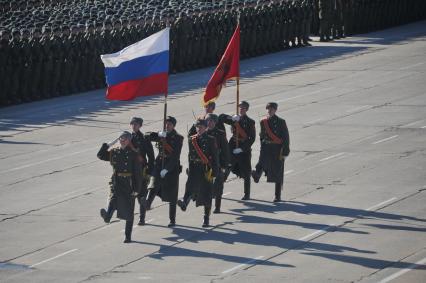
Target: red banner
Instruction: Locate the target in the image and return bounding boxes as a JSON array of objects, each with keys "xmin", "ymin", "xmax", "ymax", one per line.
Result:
[{"xmin": 203, "ymin": 25, "xmax": 240, "ymax": 105}]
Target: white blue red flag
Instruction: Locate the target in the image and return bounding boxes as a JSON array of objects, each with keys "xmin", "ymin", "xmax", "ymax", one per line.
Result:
[{"xmin": 101, "ymin": 28, "xmax": 169, "ymax": 100}]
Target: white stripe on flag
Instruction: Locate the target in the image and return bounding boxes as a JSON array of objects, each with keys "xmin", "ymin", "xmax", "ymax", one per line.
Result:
[{"xmin": 101, "ymin": 27, "xmax": 169, "ymax": 68}]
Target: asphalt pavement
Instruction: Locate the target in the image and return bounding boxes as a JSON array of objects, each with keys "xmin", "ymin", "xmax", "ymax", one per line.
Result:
[{"xmin": 1, "ymin": 21, "xmax": 425, "ymax": 283}]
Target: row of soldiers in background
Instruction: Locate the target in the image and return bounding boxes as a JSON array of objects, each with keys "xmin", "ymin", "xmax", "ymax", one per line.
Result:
[
  {"xmin": 0, "ymin": 0, "xmax": 313, "ymax": 107},
  {"xmin": 2, "ymin": 0, "xmax": 426, "ymax": 107},
  {"xmin": 314, "ymin": 0, "xmax": 426, "ymax": 41},
  {"xmin": 96, "ymin": 101, "xmax": 290, "ymax": 243}
]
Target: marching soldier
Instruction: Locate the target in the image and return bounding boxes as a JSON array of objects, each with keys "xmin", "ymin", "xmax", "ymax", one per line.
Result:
[
  {"xmin": 221, "ymin": 101, "xmax": 256, "ymax": 200},
  {"xmin": 129, "ymin": 117, "xmax": 155, "ymax": 226},
  {"xmin": 97, "ymin": 131, "xmax": 142, "ymax": 243},
  {"xmin": 206, "ymin": 114, "xmax": 230, "ymax": 213},
  {"xmin": 145, "ymin": 116, "xmax": 183, "ymax": 227},
  {"xmin": 178, "ymin": 118, "xmax": 219, "ymax": 227},
  {"xmin": 251, "ymin": 102, "xmax": 290, "ymax": 202},
  {"xmin": 319, "ymin": 0, "xmax": 332, "ymax": 41},
  {"xmin": 188, "ymin": 101, "xmax": 226, "ymax": 136}
]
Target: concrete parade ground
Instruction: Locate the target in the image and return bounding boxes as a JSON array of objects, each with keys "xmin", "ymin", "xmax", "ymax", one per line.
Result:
[{"xmin": 0, "ymin": 21, "xmax": 426, "ymax": 283}]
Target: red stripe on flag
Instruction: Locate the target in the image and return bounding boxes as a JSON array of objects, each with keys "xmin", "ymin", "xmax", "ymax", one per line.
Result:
[{"xmin": 106, "ymin": 72, "xmax": 168, "ymax": 100}]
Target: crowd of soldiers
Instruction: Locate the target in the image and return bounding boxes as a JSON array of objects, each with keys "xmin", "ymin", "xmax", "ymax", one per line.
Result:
[
  {"xmin": 315, "ymin": 0, "xmax": 426, "ymax": 41},
  {"xmin": 1, "ymin": 0, "xmax": 426, "ymax": 107},
  {"xmin": 97, "ymin": 101, "xmax": 290, "ymax": 243}
]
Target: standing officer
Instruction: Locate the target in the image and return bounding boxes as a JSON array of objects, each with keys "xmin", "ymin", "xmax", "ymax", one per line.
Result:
[
  {"xmin": 145, "ymin": 116, "xmax": 183, "ymax": 227},
  {"xmin": 221, "ymin": 101, "xmax": 256, "ymax": 200},
  {"xmin": 206, "ymin": 113, "xmax": 230, "ymax": 214},
  {"xmin": 251, "ymin": 102, "xmax": 290, "ymax": 202},
  {"xmin": 178, "ymin": 118, "xmax": 219, "ymax": 227},
  {"xmin": 97, "ymin": 131, "xmax": 142, "ymax": 243},
  {"xmin": 129, "ymin": 117, "xmax": 155, "ymax": 226},
  {"xmin": 319, "ymin": 0, "xmax": 332, "ymax": 41}
]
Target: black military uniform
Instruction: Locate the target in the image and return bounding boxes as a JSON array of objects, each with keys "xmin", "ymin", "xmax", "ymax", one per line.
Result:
[
  {"xmin": 97, "ymin": 131, "xmax": 142, "ymax": 243},
  {"xmin": 130, "ymin": 117, "xmax": 155, "ymax": 226},
  {"xmin": 252, "ymin": 102, "xmax": 290, "ymax": 202},
  {"xmin": 221, "ymin": 100, "xmax": 256, "ymax": 200},
  {"xmin": 206, "ymin": 114, "xmax": 230, "ymax": 213},
  {"xmin": 146, "ymin": 116, "xmax": 183, "ymax": 227},
  {"xmin": 178, "ymin": 118, "xmax": 219, "ymax": 227}
]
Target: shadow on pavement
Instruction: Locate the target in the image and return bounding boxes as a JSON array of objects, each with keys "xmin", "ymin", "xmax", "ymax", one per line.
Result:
[
  {"xmin": 135, "ymin": 221, "xmax": 374, "ymax": 269},
  {"xmin": 302, "ymin": 252, "xmax": 426, "ymax": 270},
  {"xmin": 284, "ymin": 201, "xmax": 426, "ymax": 223},
  {"xmin": 139, "ymin": 240, "xmax": 294, "ymax": 269}
]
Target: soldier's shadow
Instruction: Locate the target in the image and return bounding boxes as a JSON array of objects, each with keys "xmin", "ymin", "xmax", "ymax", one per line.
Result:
[
  {"xmin": 133, "ymin": 222, "xmax": 374, "ymax": 269},
  {"xmin": 281, "ymin": 201, "xmax": 426, "ymax": 223},
  {"xmin": 226, "ymin": 198, "xmax": 425, "ymax": 224},
  {"xmin": 162, "ymin": 224, "xmax": 374, "ymax": 254},
  {"xmin": 137, "ymin": 238, "xmax": 294, "ymax": 269},
  {"xmin": 135, "ymin": 222, "xmax": 426, "ymax": 271}
]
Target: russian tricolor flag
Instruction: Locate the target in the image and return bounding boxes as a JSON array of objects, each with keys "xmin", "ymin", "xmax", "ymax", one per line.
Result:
[{"xmin": 101, "ymin": 28, "xmax": 169, "ymax": 100}]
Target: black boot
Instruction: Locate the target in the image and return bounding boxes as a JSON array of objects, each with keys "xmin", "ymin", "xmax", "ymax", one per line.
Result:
[
  {"xmin": 168, "ymin": 202, "xmax": 177, "ymax": 227},
  {"xmin": 138, "ymin": 196, "xmax": 147, "ymax": 226},
  {"xmin": 100, "ymin": 201, "xmax": 115, "ymax": 223},
  {"xmin": 124, "ymin": 218, "xmax": 133, "ymax": 243},
  {"xmin": 100, "ymin": 209, "xmax": 109, "ymax": 223},
  {"xmin": 252, "ymin": 164, "xmax": 263, "ymax": 184},
  {"xmin": 178, "ymin": 194, "xmax": 190, "ymax": 212},
  {"xmin": 203, "ymin": 206, "xmax": 211, "ymax": 227},
  {"xmin": 273, "ymin": 183, "xmax": 282, "ymax": 202},
  {"xmin": 146, "ymin": 189, "xmax": 156, "ymax": 211},
  {"xmin": 242, "ymin": 177, "xmax": 251, "ymax": 200},
  {"xmin": 213, "ymin": 197, "xmax": 221, "ymax": 214}
]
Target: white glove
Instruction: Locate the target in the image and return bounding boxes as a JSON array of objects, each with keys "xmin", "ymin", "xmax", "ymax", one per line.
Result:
[
  {"xmin": 212, "ymin": 177, "xmax": 216, "ymax": 184},
  {"xmin": 232, "ymin": 114, "xmax": 240, "ymax": 122},
  {"xmin": 158, "ymin": 131, "xmax": 167, "ymax": 138},
  {"xmin": 160, "ymin": 169, "xmax": 168, "ymax": 178},
  {"xmin": 233, "ymin": 148, "xmax": 243, "ymax": 154}
]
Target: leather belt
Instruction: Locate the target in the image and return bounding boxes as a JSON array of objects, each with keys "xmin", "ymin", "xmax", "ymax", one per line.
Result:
[
  {"xmin": 116, "ymin": 172, "xmax": 132, "ymax": 177},
  {"xmin": 189, "ymin": 158, "xmax": 203, "ymax": 163}
]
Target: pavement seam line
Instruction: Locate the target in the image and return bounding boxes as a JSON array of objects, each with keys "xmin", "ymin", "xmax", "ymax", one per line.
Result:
[{"xmin": 29, "ymin": 249, "xmax": 78, "ymax": 268}]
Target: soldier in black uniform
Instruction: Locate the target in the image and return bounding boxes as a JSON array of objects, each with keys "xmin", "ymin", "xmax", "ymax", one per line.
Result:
[
  {"xmin": 178, "ymin": 118, "xmax": 219, "ymax": 227},
  {"xmin": 319, "ymin": 0, "xmax": 332, "ymax": 41},
  {"xmin": 0, "ymin": 29, "xmax": 11, "ymax": 106},
  {"xmin": 129, "ymin": 117, "xmax": 155, "ymax": 226},
  {"xmin": 251, "ymin": 102, "xmax": 290, "ymax": 202},
  {"xmin": 221, "ymin": 101, "xmax": 256, "ymax": 200},
  {"xmin": 97, "ymin": 131, "xmax": 142, "ymax": 243},
  {"xmin": 206, "ymin": 114, "xmax": 230, "ymax": 213},
  {"xmin": 19, "ymin": 28, "xmax": 32, "ymax": 102},
  {"xmin": 9, "ymin": 29, "xmax": 22, "ymax": 104},
  {"xmin": 145, "ymin": 116, "xmax": 183, "ymax": 227}
]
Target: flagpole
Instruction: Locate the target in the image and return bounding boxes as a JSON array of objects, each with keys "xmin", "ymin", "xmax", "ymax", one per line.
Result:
[
  {"xmin": 162, "ymin": 21, "xmax": 171, "ymax": 170},
  {"xmin": 163, "ymin": 20, "xmax": 171, "ymax": 131},
  {"xmin": 235, "ymin": 14, "xmax": 240, "ymax": 148}
]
